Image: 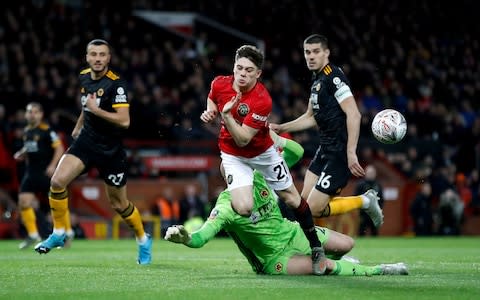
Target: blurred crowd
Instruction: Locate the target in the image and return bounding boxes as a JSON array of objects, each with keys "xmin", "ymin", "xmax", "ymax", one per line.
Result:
[{"xmin": 1, "ymin": 0, "xmax": 480, "ymax": 234}]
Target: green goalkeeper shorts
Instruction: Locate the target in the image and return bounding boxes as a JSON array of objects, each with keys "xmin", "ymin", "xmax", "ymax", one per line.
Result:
[{"xmin": 263, "ymin": 225, "xmax": 330, "ymax": 275}]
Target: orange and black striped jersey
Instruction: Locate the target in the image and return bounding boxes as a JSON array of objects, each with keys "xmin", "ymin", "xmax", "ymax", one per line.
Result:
[
  {"xmin": 309, "ymin": 63, "xmax": 353, "ymax": 152},
  {"xmin": 22, "ymin": 122, "xmax": 61, "ymax": 173},
  {"xmin": 77, "ymin": 68, "xmax": 129, "ymax": 151}
]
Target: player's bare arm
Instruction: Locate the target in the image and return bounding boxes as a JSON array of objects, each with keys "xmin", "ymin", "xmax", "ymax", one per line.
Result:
[
  {"xmin": 71, "ymin": 110, "xmax": 84, "ymax": 139},
  {"xmin": 270, "ymin": 101, "xmax": 317, "ymax": 134},
  {"xmin": 200, "ymin": 98, "xmax": 218, "ymax": 123},
  {"xmin": 13, "ymin": 147, "xmax": 27, "ymax": 161},
  {"xmin": 339, "ymin": 96, "xmax": 365, "ymax": 177},
  {"xmin": 221, "ymin": 93, "xmax": 258, "ymax": 147},
  {"xmin": 85, "ymin": 93, "xmax": 130, "ymax": 128}
]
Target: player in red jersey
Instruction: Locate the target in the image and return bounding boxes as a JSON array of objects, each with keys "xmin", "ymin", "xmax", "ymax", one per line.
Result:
[{"xmin": 200, "ymin": 45, "xmax": 327, "ymax": 275}]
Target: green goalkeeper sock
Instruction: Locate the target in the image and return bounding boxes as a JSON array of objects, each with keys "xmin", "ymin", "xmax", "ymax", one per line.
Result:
[
  {"xmin": 282, "ymin": 139, "xmax": 305, "ymax": 168},
  {"xmin": 331, "ymin": 259, "xmax": 382, "ymax": 276}
]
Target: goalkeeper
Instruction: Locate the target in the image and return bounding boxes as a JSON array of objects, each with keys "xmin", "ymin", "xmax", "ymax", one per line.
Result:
[{"xmin": 166, "ymin": 134, "xmax": 407, "ymax": 275}]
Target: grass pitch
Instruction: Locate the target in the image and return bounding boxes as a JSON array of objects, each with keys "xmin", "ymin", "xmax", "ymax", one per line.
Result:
[{"xmin": 0, "ymin": 237, "xmax": 479, "ymax": 300}]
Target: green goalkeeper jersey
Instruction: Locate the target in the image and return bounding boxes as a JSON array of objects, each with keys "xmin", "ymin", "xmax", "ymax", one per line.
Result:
[{"xmin": 188, "ymin": 170, "xmax": 301, "ymax": 273}]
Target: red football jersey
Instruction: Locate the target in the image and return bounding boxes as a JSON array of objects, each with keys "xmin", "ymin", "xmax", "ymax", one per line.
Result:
[{"xmin": 208, "ymin": 75, "xmax": 273, "ymax": 158}]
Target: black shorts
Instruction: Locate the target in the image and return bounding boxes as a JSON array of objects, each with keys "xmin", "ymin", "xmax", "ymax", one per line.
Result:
[
  {"xmin": 308, "ymin": 146, "xmax": 350, "ymax": 195},
  {"xmin": 19, "ymin": 172, "xmax": 50, "ymax": 194},
  {"xmin": 67, "ymin": 138, "xmax": 128, "ymax": 187}
]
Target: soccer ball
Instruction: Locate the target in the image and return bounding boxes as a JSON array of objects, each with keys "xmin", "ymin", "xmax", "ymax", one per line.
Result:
[{"xmin": 371, "ymin": 109, "xmax": 407, "ymax": 144}]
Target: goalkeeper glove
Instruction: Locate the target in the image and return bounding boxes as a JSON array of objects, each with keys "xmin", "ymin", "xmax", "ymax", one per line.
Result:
[{"xmin": 164, "ymin": 225, "xmax": 191, "ymax": 245}]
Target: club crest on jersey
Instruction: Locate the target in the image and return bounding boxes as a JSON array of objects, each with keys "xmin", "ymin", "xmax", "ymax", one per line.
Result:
[
  {"xmin": 227, "ymin": 174, "xmax": 233, "ymax": 185},
  {"xmin": 97, "ymin": 88, "xmax": 104, "ymax": 96},
  {"xmin": 275, "ymin": 262, "xmax": 283, "ymax": 273},
  {"xmin": 260, "ymin": 189, "xmax": 269, "ymax": 199},
  {"xmin": 237, "ymin": 103, "xmax": 249, "ymax": 117},
  {"xmin": 81, "ymin": 87, "xmax": 85, "ymax": 93}
]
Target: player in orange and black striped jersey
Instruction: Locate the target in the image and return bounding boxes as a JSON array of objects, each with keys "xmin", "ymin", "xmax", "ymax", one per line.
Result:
[
  {"xmin": 270, "ymin": 34, "xmax": 383, "ymax": 229},
  {"xmin": 35, "ymin": 39, "xmax": 152, "ymax": 265},
  {"xmin": 13, "ymin": 102, "xmax": 66, "ymax": 249}
]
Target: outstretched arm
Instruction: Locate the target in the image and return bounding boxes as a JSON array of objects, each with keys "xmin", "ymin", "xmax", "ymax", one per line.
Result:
[
  {"xmin": 165, "ymin": 225, "xmax": 192, "ymax": 244},
  {"xmin": 165, "ymin": 200, "xmax": 231, "ymax": 248},
  {"xmin": 270, "ymin": 101, "xmax": 317, "ymax": 134},
  {"xmin": 165, "ymin": 220, "xmax": 224, "ymax": 248},
  {"xmin": 270, "ymin": 130, "xmax": 304, "ymax": 168}
]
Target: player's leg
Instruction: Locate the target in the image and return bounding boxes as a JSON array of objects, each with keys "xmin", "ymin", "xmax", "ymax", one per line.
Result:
[
  {"xmin": 220, "ymin": 152, "xmax": 255, "ymax": 216},
  {"xmin": 102, "ymin": 148, "xmax": 152, "ymax": 264},
  {"xmin": 18, "ymin": 192, "xmax": 41, "ymax": 249},
  {"xmin": 106, "ymin": 184, "xmax": 152, "ymax": 264},
  {"xmin": 306, "ymin": 151, "xmax": 370, "ymax": 219},
  {"xmin": 287, "ymin": 255, "xmax": 407, "ymax": 276},
  {"xmin": 301, "ymin": 150, "xmax": 332, "ymax": 216},
  {"xmin": 63, "ymin": 209, "xmax": 74, "ymax": 248},
  {"xmin": 316, "ymin": 226, "xmax": 355, "ymax": 259},
  {"xmin": 35, "ymin": 154, "xmax": 84, "ymax": 254},
  {"xmin": 257, "ymin": 147, "xmax": 326, "ymax": 275},
  {"xmin": 304, "ymin": 179, "xmax": 331, "ymax": 216},
  {"xmin": 229, "ymin": 186, "xmax": 255, "ymax": 216},
  {"xmin": 329, "ymin": 189, "xmax": 383, "ymax": 227},
  {"xmin": 267, "ymin": 226, "xmax": 366, "ymax": 275},
  {"xmin": 286, "ymin": 255, "xmax": 370, "ymax": 275}
]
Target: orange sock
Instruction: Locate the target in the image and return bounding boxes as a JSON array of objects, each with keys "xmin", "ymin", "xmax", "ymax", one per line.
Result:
[
  {"xmin": 64, "ymin": 209, "xmax": 72, "ymax": 234},
  {"xmin": 120, "ymin": 202, "xmax": 145, "ymax": 239},
  {"xmin": 49, "ymin": 188, "xmax": 69, "ymax": 231},
  {"xmin": 327, "ymin": 196, "xmax": 363, "ymax": 216},
  {"xmin": 20, "ymin": 207, "xmax": 38, "ymax": 237}
]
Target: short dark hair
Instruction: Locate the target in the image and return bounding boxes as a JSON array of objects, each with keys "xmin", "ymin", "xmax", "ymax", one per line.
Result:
[
  {"xmin": 303, "ymin": 34, "xmax": 329, "ymax": 49},
  {"xmin": 26, "ymin": 102, "xmax": 43, "ymax": 112},
  {"xmin": 235, "ymin": 45, "xmax": 264, "ymax": 69},
  {"xmin": 86, "ymin": 39, "xmax": 111, "ymax": 53}
]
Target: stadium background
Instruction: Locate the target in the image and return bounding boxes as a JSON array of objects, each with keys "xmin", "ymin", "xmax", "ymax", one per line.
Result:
[{"xmin": 0, "ymin": 0, "xmax": 479, "ymax": 238}]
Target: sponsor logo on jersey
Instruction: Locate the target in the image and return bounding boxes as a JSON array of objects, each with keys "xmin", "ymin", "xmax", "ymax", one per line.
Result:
[
  {"xmin": 252, "ymin": 113, "xmax": 268, "ymax": 122},
  {"xmin": 237, "ymin": 103, "xmax": 249, "ymax": 117},
  {"xmin": 117, "ymin": 87, "xmax": 125, "ymax": 94},
  {"xmin": 208, "ymin": 209, "xmax": 219, "ymax": 220},
  {"xmin": 115, "ymin": 94, "xmax": 127, "ymax": 103},
  {"xmin": 81, "ymin": 94, "xmax": 101, "ymax": 111},
  {"xmin": 97, "ymin": 88, "xmax": 104, "ymax": 96},
  {"xmin": 25, "ymin": 140, "xmax": 39, "ymax": 152},
  {"xmin": 310, "ymin": 93, "xmax": 319, "ymax": 109},
  {"xmin": 249, "ymin": 211, "xmax": 260, "ymax": 224}
]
